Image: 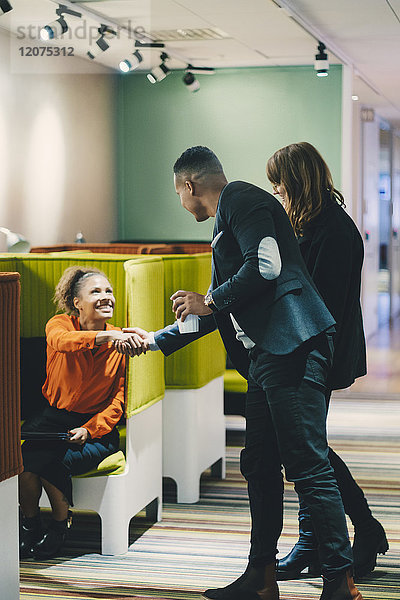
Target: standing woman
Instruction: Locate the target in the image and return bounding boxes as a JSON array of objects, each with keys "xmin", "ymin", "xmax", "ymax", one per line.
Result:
[
  {"xmin": 266, "ymin": 142, "xmax": 388, "ymax": 579},
  {"xmin": 19, "ymin": 266, "xmax": 141, "ymax": 560}
]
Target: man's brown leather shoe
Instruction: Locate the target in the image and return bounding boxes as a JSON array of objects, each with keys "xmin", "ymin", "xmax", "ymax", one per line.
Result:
[{"xmin": 320, "ymin": 569, "xmax": 363, "ymax": 600}]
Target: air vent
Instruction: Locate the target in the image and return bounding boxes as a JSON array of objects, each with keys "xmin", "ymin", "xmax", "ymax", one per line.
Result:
[{"xmin": 149, "ymin": 28, "xmax": 230, "ymax": 42}]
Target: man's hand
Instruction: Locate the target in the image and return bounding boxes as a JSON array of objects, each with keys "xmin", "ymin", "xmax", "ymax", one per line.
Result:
[
  {"xmin": 111, "ymin": 331, "xmax": 145, "ymax": 357},
  {"xmin": 69, "ymin": 427, "xmax": 89, "ymax": 445},
  {"xmin": 122, "ymin": 327, "xmax": 151, "ymax": 353},
  {"xmin": 170, "ymin": 290, "xmax": 213, "ymax": 321}
]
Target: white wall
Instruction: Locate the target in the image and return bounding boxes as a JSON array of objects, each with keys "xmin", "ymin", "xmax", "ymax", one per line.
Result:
[
  {"xmin": 0, "ymin": 29, "xmax": 117, "ymax": 246},
  {"xmin": 341, "ymin": 65, "xmax": 354, "ymax": 217}
]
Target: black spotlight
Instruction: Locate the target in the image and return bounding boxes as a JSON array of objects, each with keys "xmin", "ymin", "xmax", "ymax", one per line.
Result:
[
  {"xmin": 147, "ymin": 53, "xmax": 170, "ymax": 84},
  {"xmin": 40, "ymin": 4, "xmax": 81, "ymax": 41},
  {"xmin": 0, "ymin": 0, "xmax": 13, "ymax": 15},
  {"xmin": 314, "ymin": 41, "xmax": 329, "ymax": 77},
  {"xmin": 87, "ymin": 25, "xmax": 116, "ymax": 60},
  {"xmin": 119, "ymin": 50, "xmax": 143, "ymax": 73},
  {"xmin": 183, "ymin": 71, "xmax": 200, "ymax": 93},
  {"xmin": 40, "ymin": 16, "xmax": 68, "ymax": 41},
  {"xmin": 87, "ymin": 36, "xmax": 109, "ymax": 60}
]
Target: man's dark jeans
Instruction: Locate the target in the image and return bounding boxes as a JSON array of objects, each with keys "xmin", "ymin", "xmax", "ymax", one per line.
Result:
[
  {"xmin": 297, "ymin": 391, "xmax": 373, "ymax": 540},
  {"xmin": 241, "ymin": 332, "xmax": 353, "ymax": 579}
]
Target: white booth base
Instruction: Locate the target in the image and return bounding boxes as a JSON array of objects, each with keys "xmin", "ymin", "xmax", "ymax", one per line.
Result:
[
  {"xmin": 0, "ymin": 476, "xmax": 20, "ymax": 600},
  {"xmin": 163, "ymin": 376, "xmax": 226, "ymax": 503},
  {"xmin": 40, "ymin": 399, "xmax": 163, "ymax": 556}
]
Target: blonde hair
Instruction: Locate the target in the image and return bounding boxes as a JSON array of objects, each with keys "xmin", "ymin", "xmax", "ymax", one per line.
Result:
[
  {"xmin": 266, "ymin": 142, "xmax": 345, "ymax": 236},
  {"xmin": 54, "ymin": 266, "xmax": 108, "ymax": 316}
]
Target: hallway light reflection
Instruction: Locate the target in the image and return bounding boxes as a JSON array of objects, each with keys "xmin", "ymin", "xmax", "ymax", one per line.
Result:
[{"xmin": 23, "ymin": 105, "xmax": 66, "ymax": 245}]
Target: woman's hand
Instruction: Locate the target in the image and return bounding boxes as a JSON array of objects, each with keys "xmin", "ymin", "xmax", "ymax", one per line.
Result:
[
  {"xmin": 110, "ymin": 331, "xmax": 145, "ymax": 357},
  {"xmin": 122, "ymin": 327, "xmax": 150, "ymax": 352},
  {"xmin": 69, "ymin": 427, "xmax": 89, "ymax": 445}
]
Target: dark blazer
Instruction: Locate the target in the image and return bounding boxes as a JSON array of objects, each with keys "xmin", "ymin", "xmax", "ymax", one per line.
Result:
[
  {"xmin": 155, "ymin": 181, "xmax": 335, "ymax": 378},
  {"xmin": 298, "ymin": 196, "xmax": 367, "ymax": 389}
]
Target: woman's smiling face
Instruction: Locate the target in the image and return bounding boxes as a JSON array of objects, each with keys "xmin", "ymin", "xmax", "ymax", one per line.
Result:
[{"xmin": 73, "ymin": 274, "xmax": 115, "ymax": 322}]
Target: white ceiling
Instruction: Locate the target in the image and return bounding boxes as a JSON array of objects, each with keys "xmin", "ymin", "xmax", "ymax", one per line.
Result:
[{"xmin": 1, "ymin": 0, "xmax": 400, "ymax": 126}]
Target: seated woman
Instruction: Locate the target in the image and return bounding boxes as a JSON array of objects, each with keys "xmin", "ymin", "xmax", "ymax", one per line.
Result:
[{"xmin": 19, "ymin": 266, "xmax": 142, "ymax": 560}]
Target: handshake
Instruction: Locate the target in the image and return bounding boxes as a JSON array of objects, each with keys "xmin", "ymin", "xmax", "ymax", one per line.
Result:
[
  {"xmin": 111, "ymin": 290, "xmax": 213, "ymax": 358},
  {"xmin": 111, "ymin": 327, "xmax": 150, "ymax": 357}
]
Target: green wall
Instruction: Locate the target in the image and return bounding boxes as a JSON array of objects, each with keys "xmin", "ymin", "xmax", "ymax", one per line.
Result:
[{"xmin": 117, "ymin": 65, "xmax": 342, "ymax": 242}]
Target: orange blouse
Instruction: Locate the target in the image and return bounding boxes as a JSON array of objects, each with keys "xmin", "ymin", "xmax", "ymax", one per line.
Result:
[{"xmin": 42, "ymin": 314, "xmax": 125, "ymax": 439}]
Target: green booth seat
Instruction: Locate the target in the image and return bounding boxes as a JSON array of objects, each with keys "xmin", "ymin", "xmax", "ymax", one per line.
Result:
[
  {"xmin": 158, "ymin": 253, "xmax": 227, "ymax": 503},
  {"xmin": 74, "ymin": 451, "xmax": 126, "ymax": 478},
  {"xmin": 224, "ymin": 369, "xmax": 248, "ymax": 394},
  {"xmin": 0, "ymin": 252, "xmax": 165, "ymax": 555},
  {"xmin": 224, "ymin": 368, "xmax": 247, "ymax": 418}
]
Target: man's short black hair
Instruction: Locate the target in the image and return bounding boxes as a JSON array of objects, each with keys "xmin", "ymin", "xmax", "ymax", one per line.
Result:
[{"xmin": 173, "ymin": 146, "xmax": 224, "ymax": 179}]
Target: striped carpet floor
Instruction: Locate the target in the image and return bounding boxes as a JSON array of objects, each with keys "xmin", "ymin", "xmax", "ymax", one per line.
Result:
[{"xmin": 20, "ymin": 393, "xmax": 400, "ymax": 599}]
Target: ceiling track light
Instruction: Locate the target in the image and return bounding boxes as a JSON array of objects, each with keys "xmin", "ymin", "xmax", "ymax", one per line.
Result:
[
  {"xmin": 186, "ymin": 64, "xmax": 215, "ymax": 75},
  {"xmin": 183, "ymin": 71, "xmax": 200, "ymax": 93},
  {"xmin": 135, "ymin": 40, "xmax": 165, "ymax": 48},
  {"xmin": 87, "ymin": 24, "xmax": 116, "ymax": 60},
  {"xmin": 0, "ymin": 0, "xmax": 12, "ymax": 15},
  {"xmin": 119, "ymin": 50, "xmax": 143, "ymax": 73},
  {"xmin": 40, "ymin": 4, "xmax": 82, "ymax": 42},
  {"xmin": 314, "ymin": 41, "xmax": 329, "ymax": 77},
  {"xmin": 147, "ymin": 52, "xmax": 170, "ymax": 84}
]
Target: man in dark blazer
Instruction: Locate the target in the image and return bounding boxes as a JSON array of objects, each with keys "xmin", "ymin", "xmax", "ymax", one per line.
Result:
[{"xmin": 129, "ymin": 147, "xmax": 363, "ymax": 600}]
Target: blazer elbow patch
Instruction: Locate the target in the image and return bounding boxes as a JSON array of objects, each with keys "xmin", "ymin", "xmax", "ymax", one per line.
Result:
[{"xmin": 258, "ymin": 237, "xmax": 282, "ymax": 280}]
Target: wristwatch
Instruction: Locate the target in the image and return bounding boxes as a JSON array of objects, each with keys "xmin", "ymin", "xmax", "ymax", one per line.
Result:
[{"xmin": 204, "ymin": 292, "xmax": 217, "ymax": 312}]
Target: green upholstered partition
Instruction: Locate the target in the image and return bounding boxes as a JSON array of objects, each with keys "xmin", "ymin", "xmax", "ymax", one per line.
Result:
[
  {"xmin": 1, "ymin": 251, "xmax": 224, "ymax": 396},
  {"xmin": 124, "ymin": 258, "xmax": 165, "ymax": 417},
  {"xmin": 161, "ymin": 253, "xmax": 226, "ymax": 389},
  {"xmin": 0, "ymin": 252, "xmax": 165, "ymax": 415},
  {"xmin": 0, "ymin": 257, "xmax": 18, "ymax": 273},
  {"xmin": 0, "ymin": 253, "xmax": 137, "ymax": 336}
]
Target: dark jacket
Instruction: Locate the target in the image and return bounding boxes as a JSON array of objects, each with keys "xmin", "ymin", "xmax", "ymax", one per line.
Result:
[
  {"xmin": 298, "ymin": 196, "xmax": 366, "ymax": 389},
  {"xmin": 155, "ymin": 181, "xmax": 335, "ymax": 378}
]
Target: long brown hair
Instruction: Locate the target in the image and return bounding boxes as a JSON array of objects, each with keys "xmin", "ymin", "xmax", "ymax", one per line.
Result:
[{"xmin": 266, "ymin": 142, "xmax": 345, "ymax": 236}]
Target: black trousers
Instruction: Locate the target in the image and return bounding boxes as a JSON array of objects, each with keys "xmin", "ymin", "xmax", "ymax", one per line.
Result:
[
  {"xmin": 240, "ymin": 333, "xmax": 353, "ymax": 579},
  {"xmin": 22, "ymin": 405, "xmax": 120, "ymax": 505}
]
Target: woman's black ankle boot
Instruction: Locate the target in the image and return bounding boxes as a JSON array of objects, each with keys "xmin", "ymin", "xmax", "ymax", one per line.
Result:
[
  {"xmin": 276, "ymin": 519, "xmax": 320, "ymax": 579},
  {"xmin": 277, "ymin": 545, "xmax": 320, "ymax": 579},
  {"xmin": 32, "ymin": 511, "xmax": 72, "ymax": 560},
  {"xmin": 20, "ymin": 514, "xmax": 43, "ymax": 559},
  {"xmin": 352, "ymin": 517, "xmax": 388, "ymax": 577}
]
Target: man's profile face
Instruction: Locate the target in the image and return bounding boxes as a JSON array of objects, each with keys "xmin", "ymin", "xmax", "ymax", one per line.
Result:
[{"xmin": 174, "ymin": 173, "xmax": 209, "ymax": 222}]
